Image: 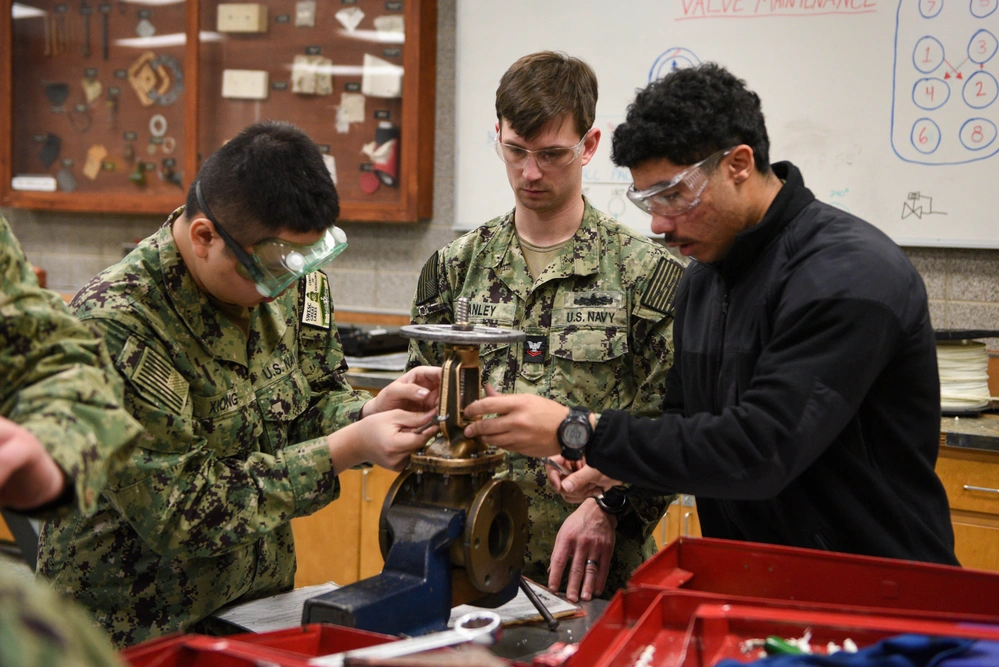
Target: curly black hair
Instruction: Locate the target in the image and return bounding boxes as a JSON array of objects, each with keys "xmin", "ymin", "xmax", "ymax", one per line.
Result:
[{"xmin": 612, "ymin": 63, "xmax": 771, "ymax": 174}]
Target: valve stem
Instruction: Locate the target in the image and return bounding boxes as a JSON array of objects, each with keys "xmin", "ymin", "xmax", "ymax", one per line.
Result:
[{"xmin": 453, "ymin": 296, "xmax": 473, "ymax": 331}]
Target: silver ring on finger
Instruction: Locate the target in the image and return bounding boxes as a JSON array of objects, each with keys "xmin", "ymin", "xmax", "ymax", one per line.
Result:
[{"xmin": 585, "ymin": 559, "xmax": 599, "ymax": 568}]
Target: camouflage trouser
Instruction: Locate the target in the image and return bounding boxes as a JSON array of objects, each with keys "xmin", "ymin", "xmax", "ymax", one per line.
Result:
[{"xmin": 505, "ymin": 455, "xmax": 659, "ymax": 598}]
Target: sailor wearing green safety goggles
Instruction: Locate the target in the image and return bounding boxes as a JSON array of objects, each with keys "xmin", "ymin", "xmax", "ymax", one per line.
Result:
[
  {"xmin": 39, "ymin": 122, "xmax": 445, "ymax": 646},
  {"xmin": 196, "ymin": 180, "xmax": 347, "ymax": 299}
]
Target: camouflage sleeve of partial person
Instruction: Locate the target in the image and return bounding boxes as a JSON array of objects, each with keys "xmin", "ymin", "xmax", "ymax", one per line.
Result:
[
  {"xmin": 0, "ymin": 565, "xmax": 127, "ymax": 667},
  {"xmin": 90, "ymin": 317, "xmax": 340, "ymax": 560},
  {"xmin": 406, "ymin": 249, "xmax": 452, "ymax": 371},
  {"xmin": 619, "ymin": 251, "xmax": 686, "ymax": 537},
  {"xmin": 0, "ymin": 217, "xmax": 142, "ymax": 519}
]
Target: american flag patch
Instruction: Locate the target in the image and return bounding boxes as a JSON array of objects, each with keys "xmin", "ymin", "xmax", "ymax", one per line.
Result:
[
  {"xmin": 134, "ymin": 346, "xmax": 188, "ymax": 413},
  {"xmin": 641, "ymin": 257, "xmax": 684, "ymax": 314},
  {"xmin": 415, "ymin": 251, "xmax": 440, "ymax": 305}
]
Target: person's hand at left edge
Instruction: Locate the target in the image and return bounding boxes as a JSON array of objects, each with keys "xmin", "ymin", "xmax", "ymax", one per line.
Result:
[{"xmin": 0, "ymin": 417, "xmax": 66, "ymax": 510}]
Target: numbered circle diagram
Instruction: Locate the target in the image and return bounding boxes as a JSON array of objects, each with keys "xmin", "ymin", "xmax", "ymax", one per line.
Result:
[
  {"xmin": 959, "ymin": 118, "xmax": 998, "ymax": 150},
  {"xmin": 911, "ymin": 118, "xmax": 942, "ymax": 153},
  {"xmin": 968, "ymin": 29, "xmax": 999, "ymax": 65},
  {"xmin": 649, "ymin": 48, "xmax": 700, "ymax": 82},
  {"xmin": 912, "ymin": 77, "xmax": 950, "ymax": 110},
  {"xmin": 971, "ymin": 0, "xmax": 999, "ymax": 19},
  {"xmin": 913, "ymin": 36, "xmax": 945, "ymax": 73},
  {"xmin": 919, "ymin": 0, "xmax": 944, "ymax": 18},
  {"xmin": 962, "ymin": 70, "xmax": 999, "ymax": 108}
]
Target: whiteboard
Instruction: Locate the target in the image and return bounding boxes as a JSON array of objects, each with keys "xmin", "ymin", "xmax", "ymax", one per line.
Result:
[{"xmin": 455, "ymin": 0, "xmax": 999, "ymax": 248}]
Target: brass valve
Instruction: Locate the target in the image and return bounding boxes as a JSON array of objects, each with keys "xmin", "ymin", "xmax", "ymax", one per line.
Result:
[{"xmin": 381, "ymin": 298, "xmax": 530, "ymax": 604}]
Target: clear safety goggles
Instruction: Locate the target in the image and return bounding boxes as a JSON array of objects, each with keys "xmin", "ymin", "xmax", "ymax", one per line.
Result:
[
  {"xmin": 626, "ymin": 149, "xmax": 732, "ymax": 217},
  {"xmin": 493, "ymin": 130, "xmax": 591, "ymax": 170},
  {"xmin": 196, "ymin": 181, "xmax": 347, "ymax": 298}
]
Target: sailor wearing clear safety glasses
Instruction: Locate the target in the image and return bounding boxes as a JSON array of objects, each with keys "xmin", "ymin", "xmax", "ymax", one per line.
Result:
[
  {"xmin": 461, "ymin": 62, "xmax": 959, "ymax": 569},
  {"xmin": 626, "ymin": 148, "xmax": 737, "ymax": 262},
  {"xmin": 409, "ymin": 51, "xmax": 683, "ymax": 606}
]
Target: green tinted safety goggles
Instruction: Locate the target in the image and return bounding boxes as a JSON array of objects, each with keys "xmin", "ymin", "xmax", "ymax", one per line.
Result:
[{"xmin": 196, "ymin": 181, "xmax": 347, "ymax": 298}]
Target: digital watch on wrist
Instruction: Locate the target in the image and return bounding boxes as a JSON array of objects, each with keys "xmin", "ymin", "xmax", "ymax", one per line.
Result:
[{"xmin": 557, "ymin": 406, "xmax": 592, "ymax": 461}]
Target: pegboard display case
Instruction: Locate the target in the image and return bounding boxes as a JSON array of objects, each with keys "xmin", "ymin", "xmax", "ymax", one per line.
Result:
[{"xmin": 1, "ymin": 0, "xmax": 436, "ymax": 221}]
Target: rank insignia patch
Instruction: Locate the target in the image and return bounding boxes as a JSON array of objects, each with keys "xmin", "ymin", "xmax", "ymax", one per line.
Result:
[{"xmin": 523, "ymin": 334, "xmax": 547, "ymax": 363}]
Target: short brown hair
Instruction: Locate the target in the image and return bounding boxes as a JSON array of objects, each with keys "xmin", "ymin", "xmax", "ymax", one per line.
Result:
[{"xmin": 495, "ymin": 51, "xmax": 597, "ymax": 141}]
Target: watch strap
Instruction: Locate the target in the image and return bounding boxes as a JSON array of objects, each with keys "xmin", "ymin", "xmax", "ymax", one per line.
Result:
[{"xmin": 595, "ymin": 487, "xmax": 629, "ymax": 516}]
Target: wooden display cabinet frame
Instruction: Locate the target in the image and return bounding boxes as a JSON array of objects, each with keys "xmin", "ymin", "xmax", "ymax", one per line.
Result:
[{"xmin": 1, "ymin": 0, "xmax": 435, "ymax": 222}]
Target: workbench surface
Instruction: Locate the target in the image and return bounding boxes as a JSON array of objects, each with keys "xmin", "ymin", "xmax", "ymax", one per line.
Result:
[{"xmin": 940, "ymin": 412, "xmax": 999, "ymax": 453}]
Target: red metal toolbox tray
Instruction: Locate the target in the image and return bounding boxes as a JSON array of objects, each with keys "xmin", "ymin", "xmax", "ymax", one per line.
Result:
[
  {"xmin": 566, "ymin": 590, "xmax": 846, "ymax": 667},
  {"xmin": 630, "ymin": 537, "xmax": 999, "ymax": 620},
  {"xmin": 225, "ymin": 622, "xmax": 396, "ymax": 654},
  {"xmin": 123, "ymin": 623, "xmax": 399, "ymax": 667},
  {"xmin": 688, "ymin": 602, "xmax": 999, "ymax": 666},
  {"xmin": 566, "ymin": 590, "xmax": 726, "ymax": 667},
  {"xmin": 564, "ymin": 588, "xmax": 999, "ymax": 667},
  {"xmin": 560, "ymin": 587, "xmax": 663, "ymax": 667},
  {"xmin": 122, "ymin": 623, "xmax": 529, "ymax": 667}
]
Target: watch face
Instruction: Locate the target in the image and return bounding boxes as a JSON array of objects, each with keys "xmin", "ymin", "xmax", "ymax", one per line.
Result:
[{"xmin": 562, "ymin": 421, "xmax": 589, "ymax": 448}]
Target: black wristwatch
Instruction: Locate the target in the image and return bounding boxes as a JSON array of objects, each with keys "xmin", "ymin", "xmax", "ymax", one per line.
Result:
[
  {"xmin": 557, "ymin": 406, "xmax": 592, "ymax": 461},
  {"xmin": 596, "ymin": 487, "xmax": 629, "ymax": 516}
]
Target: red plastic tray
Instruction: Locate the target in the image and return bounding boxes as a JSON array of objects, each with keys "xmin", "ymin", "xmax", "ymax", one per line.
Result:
[
  {"xmin": 630, "ymin": 537, "xmax": 999, "ymax": 621},
  {"xmin": 122, "ymin": 623, "xmax": 399, "ymax": 667},
  {"xmin": 687, "ymin": 603, "xmax": 999, "ymax": 667},
  {"xmin": 561, "ymin": 587, "xmax": 663, "ymax": 667},
  {"xmin": 122, "ymin": 623, "xmax": 529, "ymax": 667},
  {"xmin": 564, "ymin": 590, "xmax": 999, "ymax": 667},
  {"xmin": 226, "ymin": 622, "xmax": 396, "ymax": 654}
]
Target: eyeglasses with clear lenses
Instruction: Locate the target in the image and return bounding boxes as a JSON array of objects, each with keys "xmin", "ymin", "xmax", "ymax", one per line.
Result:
[
  {"xmin": 493, "ymin": 130, "xmax": 591, "ymax": 170},
  {"xmin": 626, "ymin": 149, "xmax": 732, "ymax": 218}
]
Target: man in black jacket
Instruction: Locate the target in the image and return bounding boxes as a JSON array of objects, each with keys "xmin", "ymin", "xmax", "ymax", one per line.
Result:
[{"xmin": 463, "ymin": 62, "xmax": 958, "ymax": 565}]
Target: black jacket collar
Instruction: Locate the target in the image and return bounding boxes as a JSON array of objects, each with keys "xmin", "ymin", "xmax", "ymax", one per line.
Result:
[{"xmin": 715, "ymin": 161, "xmax": 815, "ymax": 286}]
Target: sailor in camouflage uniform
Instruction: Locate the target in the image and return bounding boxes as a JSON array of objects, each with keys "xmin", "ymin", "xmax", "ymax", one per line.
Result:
[
  {"xmin": 408, "ymin": 53, "xmax": 684, "ymax": 602},
  {"xmin": 37, "ymin": 122, "xmax": 440, "ymax": 648},
  {"xmin": 1, "ymin": 212, "xmax": 142, "ymax": 666}
]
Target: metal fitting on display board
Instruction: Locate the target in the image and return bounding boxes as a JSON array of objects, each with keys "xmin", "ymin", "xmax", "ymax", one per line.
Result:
[{"xmin": 149, "ymin": 114, "xmax": 167, "ymax": 137}]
